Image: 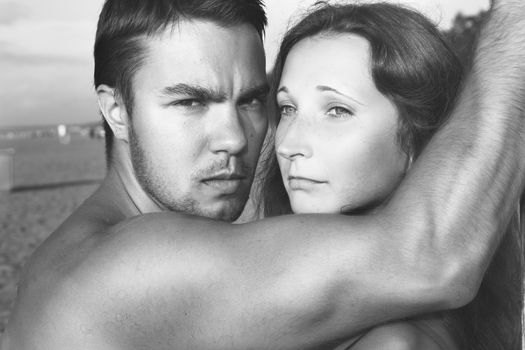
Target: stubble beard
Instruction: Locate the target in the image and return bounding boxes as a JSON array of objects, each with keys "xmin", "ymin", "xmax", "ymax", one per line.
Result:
[{"xmin": 129, "ymin": 130, "xmax": 248, "ymax": 222}]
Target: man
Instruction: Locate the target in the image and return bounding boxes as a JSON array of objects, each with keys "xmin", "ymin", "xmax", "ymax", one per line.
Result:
[{"xmin": 3, "ymin": 0, "xmax": 525, "ymax": 349}]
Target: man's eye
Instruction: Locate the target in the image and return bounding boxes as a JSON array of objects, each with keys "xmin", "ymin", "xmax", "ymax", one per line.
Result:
[
  {"xmin": 279, "ymin": 105, "xmax": 296, "ymax": 117},
  {"xmin": 326, "ymin": 106, "xmax": 353, "ymax": 119},
  {"xmin": 170, "ymin": 99, "xmax": 204, "ymax": 108},
  {"xmin": 240, "ymin": 97, "xmax": 265, "ymax": 110}
]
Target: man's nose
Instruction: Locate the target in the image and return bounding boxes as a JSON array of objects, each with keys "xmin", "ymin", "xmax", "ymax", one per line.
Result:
[
  {"xmin": 276, "ymin": 117, "xmax": 313, "ymax": 160},
  {"xmin": 209, "ymin": 105, "xmax": 248, "ymax": 155}
]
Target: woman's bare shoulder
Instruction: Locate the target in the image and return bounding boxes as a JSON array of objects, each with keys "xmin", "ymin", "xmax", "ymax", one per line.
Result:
[{"xmin": 345, "ymin": 318, "xmax": 458, "ymax": 350}]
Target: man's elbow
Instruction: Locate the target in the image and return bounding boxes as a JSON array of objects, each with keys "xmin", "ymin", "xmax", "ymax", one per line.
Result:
[
  {"xmin": 430, "ymin": 259, "xmax": 481, "ymax": 309},
  {"xmin": 398, "ymin": 221, "xmax": 483, "ymax": 309}
]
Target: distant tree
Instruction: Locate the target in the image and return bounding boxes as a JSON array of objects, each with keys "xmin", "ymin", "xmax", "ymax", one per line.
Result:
[{"xmin": 443, "ymin": 11, "xmax": 487, "ymax": 69}]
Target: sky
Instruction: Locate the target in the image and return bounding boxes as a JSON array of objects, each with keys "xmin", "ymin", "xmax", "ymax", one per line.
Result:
[{"xmin": 0, "ymin": 0, "xmax": 489, "ymax": 129}]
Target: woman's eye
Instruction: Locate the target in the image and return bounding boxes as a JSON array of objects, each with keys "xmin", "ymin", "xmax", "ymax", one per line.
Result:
[
  {"xmin": 279, "ymin": 105, "xmax": 296, "ymax": 117},
  {"xmin": 326, "ymin": 106, "xmax": 353, "ymax": 119}
]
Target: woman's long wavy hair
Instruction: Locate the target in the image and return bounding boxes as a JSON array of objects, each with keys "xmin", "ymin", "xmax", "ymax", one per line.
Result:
[{"xmin": 257, "ymin": 2, "xmax": 524, "ymax": 349}]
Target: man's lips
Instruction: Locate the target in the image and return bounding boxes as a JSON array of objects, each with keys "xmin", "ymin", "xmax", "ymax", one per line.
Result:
[
  {"xmin": 202, "ymin": 172, "xmax": 247, "ymax": 181},
  {"xmin": 201, "ymin": 172, "xmax": 247, "ymax": 194}
]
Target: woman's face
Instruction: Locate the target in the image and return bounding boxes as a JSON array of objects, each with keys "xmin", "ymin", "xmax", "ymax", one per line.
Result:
[{"xmin": 276, "ymin": 34, "xmax": 407, "ymax": 214}]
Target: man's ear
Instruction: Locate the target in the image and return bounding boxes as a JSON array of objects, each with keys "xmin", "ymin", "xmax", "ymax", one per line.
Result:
[{"xmin": 97, "ymin": 84, "xmax": 130, "ymax": 143}]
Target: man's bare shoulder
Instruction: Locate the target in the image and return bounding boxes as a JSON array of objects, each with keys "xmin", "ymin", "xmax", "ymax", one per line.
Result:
[
  {"xmin": 3, "ymin": 215, "xmax": 111, "ymax": 347},
  {"xmin": 18, "ymin": 208, "xmax": 241, "ymax": 314},
  {"xmin": 5, "ymin": 210, "xmax": 239, "ymax": 349}
]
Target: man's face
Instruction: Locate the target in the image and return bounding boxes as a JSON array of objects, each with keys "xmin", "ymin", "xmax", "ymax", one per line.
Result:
[{"xmin": 128, "ymin": 20, "xmax": 268, "ymax": 221}]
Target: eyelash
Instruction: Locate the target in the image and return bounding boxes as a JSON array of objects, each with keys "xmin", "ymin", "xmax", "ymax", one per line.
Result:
[
  {"xmin": 170, "ymin": 99, "xmax": 204, "ymax": 108},
  {"xmin": 170, "ymin": 95, "xmax": 267, "ymax": 111},
  {"xmin": 279, "ymin": 104, "xmax": 296, "ymax": 117},
  {"xmin": 278, "ymin": 105, "xmax": 354, "ymax": 119},
  {"xmin": 326, "ymin": 106, "xmax": 353, "ymax": 119},
  {"xmin": 240, "ymin": 96, "xmax": 266, "ymax": 109}
]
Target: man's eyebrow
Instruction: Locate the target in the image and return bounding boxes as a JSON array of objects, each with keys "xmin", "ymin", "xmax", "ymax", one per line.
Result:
[
  {"xmin": 239, "ymin": 83, "xmax": 270, "ymax": 101},
  {"xmin": 160, "ymin": 83, "xmax": 226, "ymax": 102},
  {"xmin": 316, "ymin": 85, "xmax": 364, "ymax": 105}
]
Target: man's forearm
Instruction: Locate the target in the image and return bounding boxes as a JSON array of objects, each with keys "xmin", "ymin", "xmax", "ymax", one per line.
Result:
[{"xmin": 385, "ymin": 0, "xmax": 525, "ymax": 303}]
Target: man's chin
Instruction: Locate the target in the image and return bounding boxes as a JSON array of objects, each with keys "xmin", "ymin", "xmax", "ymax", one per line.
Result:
[
  {"xmin": 146, "ymin": 183, "xmax": 246, "ymax": 220},
  {"xmin": 166, "ymin": 196, "xmax": 247, "ymax": 222},
  {"xmin": 203, "ymin": 199, "xmax": 247, "ymax": 222}
]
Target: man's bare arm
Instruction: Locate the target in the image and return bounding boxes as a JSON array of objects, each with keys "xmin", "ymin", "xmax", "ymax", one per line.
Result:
[
  {"xmin": 14, "ymin": 1, "xmax": 525, "ymax": 349},
  {"xmin": 384, "ymin": 0, "xmax": 525, "ymax": 301}
]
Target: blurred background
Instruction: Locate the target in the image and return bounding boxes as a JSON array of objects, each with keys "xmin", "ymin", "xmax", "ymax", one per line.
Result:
[{"xmin": 0, "ymin": 0, "xmax": 489, "ymax": 331}]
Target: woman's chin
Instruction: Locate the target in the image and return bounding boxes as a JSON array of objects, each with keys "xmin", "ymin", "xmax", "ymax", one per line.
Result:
[{"xmin": 290, "ymin": 202, "xmax": 339, "ymax": 214}]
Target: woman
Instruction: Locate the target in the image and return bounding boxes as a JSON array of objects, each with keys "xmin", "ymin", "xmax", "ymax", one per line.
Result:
[{"xmin": 259, "ymin": 2, "xmax": 523, "ymax": 349}]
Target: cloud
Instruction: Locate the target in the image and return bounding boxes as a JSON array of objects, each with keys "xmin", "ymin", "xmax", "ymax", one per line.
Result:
[
  {"xmin": 0, "ymin": 19, "xmax": 96, "ymax": 63},
  {"xmin": 0, "ymin": 58, "xmax": 98, "ymax": 128},
  {"xmin": 0, "ymin": 1, "xmax": 26, "ymax": 25},
  {"xmin": 0, "ymin": 50, "xmax": 90, "ymax": 65}
]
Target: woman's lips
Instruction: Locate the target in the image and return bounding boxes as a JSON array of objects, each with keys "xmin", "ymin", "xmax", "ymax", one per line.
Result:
[{"xmin": 287, "ymin": 176, "xmax": 326, "ymax": 190}]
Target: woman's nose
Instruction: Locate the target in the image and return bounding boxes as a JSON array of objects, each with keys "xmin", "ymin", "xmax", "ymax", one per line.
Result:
[{"xmin": 276, "ymin": 117, "xmax": 313, "ymax": 160}]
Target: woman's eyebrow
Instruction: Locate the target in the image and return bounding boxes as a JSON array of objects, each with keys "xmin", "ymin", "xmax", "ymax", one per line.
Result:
[
  {"xmin": 276, "ymin": 86, "xmax": 289, "ymax": 94},
  {"xmin": 316, "ymin": 85, "xmax": 364, "ymax": 106}
]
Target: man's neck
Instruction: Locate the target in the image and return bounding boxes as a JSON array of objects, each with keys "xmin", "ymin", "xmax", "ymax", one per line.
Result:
[{"xmin": 101, "ymin": 144, "xmax": 165, "ymax": 217}]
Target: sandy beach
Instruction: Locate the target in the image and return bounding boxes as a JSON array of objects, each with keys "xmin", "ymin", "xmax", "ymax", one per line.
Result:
[{"xmin": 0, "ymin": 136, "xmax": 105, "ymax": 331}]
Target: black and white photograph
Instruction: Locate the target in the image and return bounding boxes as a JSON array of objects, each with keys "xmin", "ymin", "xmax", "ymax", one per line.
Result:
[{"xmin": 1, "ymin": 0, "xmax": 524, "ymax": 349}]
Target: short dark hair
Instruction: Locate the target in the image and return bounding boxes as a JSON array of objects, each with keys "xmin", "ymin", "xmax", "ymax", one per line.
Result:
[{"xmin": 94, "ymin": 0, "xmax": 267, "ymax": 162}]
